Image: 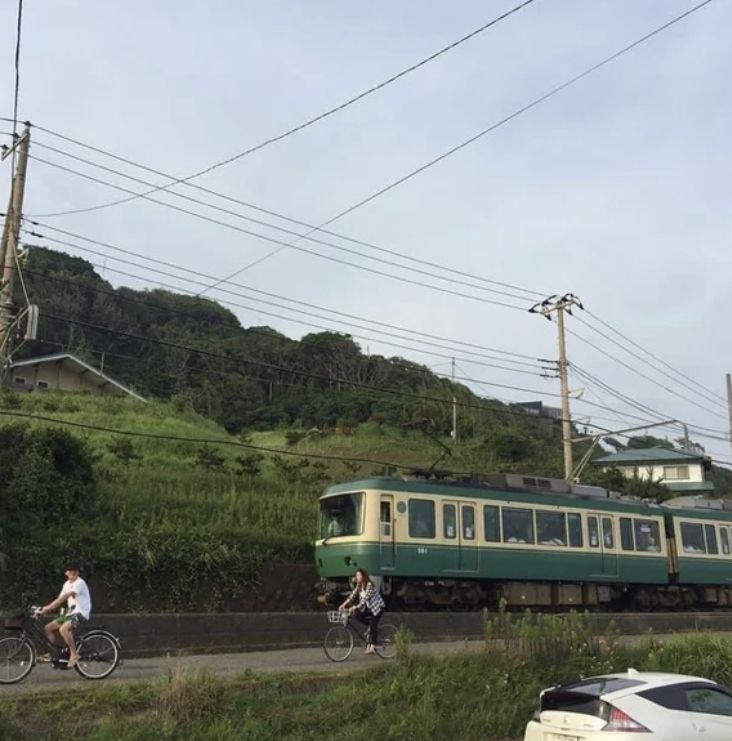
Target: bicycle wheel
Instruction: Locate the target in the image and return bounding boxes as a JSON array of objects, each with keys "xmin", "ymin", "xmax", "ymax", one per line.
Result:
[
  {"xmin": 323, "ymin": 626, "xmax": 354, "ymax": 662},
  {"xmin": 0, "ymin": 636, "xmax": 35, "ymax": 684},
  {"xmin": 375, "ymin": 622, "xmax": 398, "ymax": 659},
  {"xmin": 75, "ymin": 631, "xmax": 120, "ymax": 680}
]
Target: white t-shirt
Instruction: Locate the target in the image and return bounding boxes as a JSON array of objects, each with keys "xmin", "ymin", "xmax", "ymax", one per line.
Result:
[{"xmin": 60, "ymin": 577, "xmax": 92, "ymax": 620}]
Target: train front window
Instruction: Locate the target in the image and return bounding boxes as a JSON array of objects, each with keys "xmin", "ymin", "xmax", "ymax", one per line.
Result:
[{"xmin": 320, "ymin": 493, "xmax": 364, "ymax": 539}]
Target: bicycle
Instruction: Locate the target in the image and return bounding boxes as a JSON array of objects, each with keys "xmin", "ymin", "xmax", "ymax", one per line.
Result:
[
  {"xmin": 0, "ymin": 606, "xmax": 121, "ymax": 684},
  {"xmin": 323, "ymin": 609, "xmax": 398, "ymax": 662}
]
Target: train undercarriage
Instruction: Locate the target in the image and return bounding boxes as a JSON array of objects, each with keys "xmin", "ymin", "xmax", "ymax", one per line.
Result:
[{"xmin": 318, "ymin": 577, "xmax": 732, "ymax": 611}]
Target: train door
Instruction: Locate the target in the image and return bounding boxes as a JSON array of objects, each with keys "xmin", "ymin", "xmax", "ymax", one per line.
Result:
[
  {"xmin": 441, "ymin": 501, "xmax": 460, "ymax": 572},
  {"xmin": 600, "ymin": 514, "xmax": 619, "ymax": 578},
  {"xmin": 379, "ymin": 496, "xmax": 395, "ymax": 570},
  {"xmin": 460, "ymin": 503, "xmax": 479, "ymax": 572}
]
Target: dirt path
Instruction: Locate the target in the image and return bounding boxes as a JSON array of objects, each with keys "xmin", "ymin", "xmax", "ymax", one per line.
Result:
[{"xmin": 2, "ymin": 639, "xmax": 483, "ymax": 693}]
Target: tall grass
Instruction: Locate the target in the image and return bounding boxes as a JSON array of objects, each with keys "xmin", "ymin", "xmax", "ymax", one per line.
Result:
[{"xmin": 3, "ymin": 631, "xmax": 732, "ymax": 740}]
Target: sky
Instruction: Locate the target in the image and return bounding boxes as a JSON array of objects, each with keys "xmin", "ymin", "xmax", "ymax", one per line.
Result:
[{"xmin": 1, "ymin": 0, "xmax": 730, "ymax": 465}]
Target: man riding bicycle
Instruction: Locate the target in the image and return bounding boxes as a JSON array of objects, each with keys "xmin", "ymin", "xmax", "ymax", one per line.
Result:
[{"xmin": 40, "ymin": 562, "xmax": 92, "ymax": 668}]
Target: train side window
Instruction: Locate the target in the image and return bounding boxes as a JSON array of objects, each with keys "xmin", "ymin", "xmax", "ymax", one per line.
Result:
[
  {"xmin": 380, "ymin": 501, "xmax": 392, "ymax": 537},
  {"xmin": 721, "ymin": 528, "xmax": 730, "ymax": 556},
  {"xmin": 443, "ymin": 504, "xmax": 456, "ymax": 539},
  {"xmin": 462, "ymin": 506, "xmax": 475, "ymax": 540},
  {"xmin": 619, "ymin": 518, "xmax": 634, "ymax": 551},
  {"xmin": 536, "ymin": 511, "xmax": 567, "ymax": 546},
  {"xmin": 484, "ymin": 505, "xmax": 500, "ymax": 543},
  {"xmin": 502, "ymin": 507, "xmax": 534, "ymax": 545},
  {"xmin": 634, "ymin": 519, "xmax": 661, "ymax": 552},
  {"xmin": 588, "ymin": 516, "xmax": 600, "ymax": 548},
  {"xmin": 602, "ymin": 518, "xmax": 615, "ymax": 549},
  {"xmin": 705, "ymin": 525, "xmax": 719, "ymax": 555},
  {"xmin": 568, "ymin": 513, "xmax": 583, "ymax": 548},
  {"xmin": 408, "ymin": 499, "xmax": 435, "ymax": 539},
  {"xmin": 680, "ymin": 522, "xmax": 706, "ymax": 554}
]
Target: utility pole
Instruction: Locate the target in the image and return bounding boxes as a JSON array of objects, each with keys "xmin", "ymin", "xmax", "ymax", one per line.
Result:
[
  {"xmin": 727, "ymin": 373, "xmax": 732, "ymax": 463},
  {"xmin": 0, "ymin": 124, "xmax": 31, "ymax": 387},
  {"xmin": 451, "ymin": 357, "xmax": 457, "ymax": 442},
  {"xmin": 529, "ymin": 293, "xmax": 583, "ymax": 481}
]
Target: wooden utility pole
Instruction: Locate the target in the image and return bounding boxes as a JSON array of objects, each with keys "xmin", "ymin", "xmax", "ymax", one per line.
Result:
[
  {"xmin": 727, "ymin": 373, "xmax": 732, "ymax": 464},
  {"xmin": 0, "ymin": 124, "xmax": 31, "ymax": 387},
  {"xmin": 451, "ymin": 356, "xmax": 457, "ymax": 442},
  {"xmin": 530, "ymin": 293, "xmax": 583, "ymax": 481}
]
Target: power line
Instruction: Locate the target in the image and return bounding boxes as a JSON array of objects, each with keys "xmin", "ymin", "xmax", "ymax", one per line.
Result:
[
  {"xmin": 566, "ymin": 325, "xmax": 728, "ymax": 422},
  {"xmin": 571, "ymin": 363, "xmax": 730, "ymax": 438},
  {"xmin": 202, "ymin": 0, "xmax": 717, "ymax": 292},
  {"xmin": 40, "ymin": 309, "xmax": 710, "ymax": 431},
  {"xmin": 38, "ymin": 310, "xmax": 573, "ymax": 421},
  {"xmin": 28, "ymin": 127, "xmax": 545, "ymax": 299},
  {"xmin": 27, "ymin": 157, "xmax": 534, "ymax": 313},
  {"xmin": 27, "ymin": 141, "xmax": 539, "ymax": 304},
  {"xmin": 28, "ymin": 1, "xmax": 537, "ymax": 217},
  {"xmin": 573, "ymin": 312, "xmax": 726, "ymax": 409},
  {"xmin": 583, "ymin": 308, "xmax": 726, "ymax": 404},
  {"xmin": 23, "ymin": 224, "xmax": 543, "ymax": 365},
  {"xmin": 0, "ymin": 408, "xmax": 414, "ymax": 470},
  {"xmin": 18, "ymin": 260, "xmax": 546, "ymax": 378}
]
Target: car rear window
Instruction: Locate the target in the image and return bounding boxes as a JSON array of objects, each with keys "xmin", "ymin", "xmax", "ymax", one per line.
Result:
[
  {"xmin": 555, "ymin": 677, "xmax": 646, "ymax": 696},
  {"xmin": 540, "ymin": 691, "xmax": 605, "ymax": 716}
]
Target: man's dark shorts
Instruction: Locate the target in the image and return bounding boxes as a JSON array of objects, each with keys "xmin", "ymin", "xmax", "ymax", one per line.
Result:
[{"xmin": 54, "ymin": 613, "xmax": 87, "ymax": 631}]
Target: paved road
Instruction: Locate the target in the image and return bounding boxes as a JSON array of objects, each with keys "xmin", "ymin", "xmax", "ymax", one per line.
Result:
[{"xmin": 2, "ymin": 639, "xmax": 483, "ymax": 694}]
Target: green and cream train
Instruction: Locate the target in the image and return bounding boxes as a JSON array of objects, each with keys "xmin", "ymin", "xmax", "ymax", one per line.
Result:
[{"xmin": 315, "ymin": 473, "xmax": 732, "ymax": 610}]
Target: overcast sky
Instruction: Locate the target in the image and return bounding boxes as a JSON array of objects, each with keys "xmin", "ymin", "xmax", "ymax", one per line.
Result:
[{"xmin": 2, "ymin": 0, "xmax": 730, "ymax": 464}]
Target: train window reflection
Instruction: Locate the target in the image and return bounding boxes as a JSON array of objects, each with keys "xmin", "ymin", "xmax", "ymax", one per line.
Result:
[
  {"xmin": 536, "ymin": 511, "xmax": 566, "ymax": 546},
  {"xmin": 502, "ymin": 508, "xmax": 534, "ymax": 545},
  {"xmin": 634, "ymin": 519, "xmax": 661, "ymax": 553},
  {"xmin": 705, "ymin": 524, "xmax": 719, "ymax": 555},
  {"xmin": 484, "ymin": 506, "xmax": 500, "ymax": 543},
  {"xmin": 408, "ymin": 499, "xmax": 435, "ymax": 539},
  {"xmin": 588, "ymin": 516, "xmax": 599, "ymax": 548},
  {"xmin": 568, "ymin": 513, "xmax": 583, "ymax": 548},
  {"xmin": 721, "ymin": 528, "xmax": 730, "ymax": 555},
  {"xmin": 681, "ymin": 522, "xmax": 706, "ymax": 554}
]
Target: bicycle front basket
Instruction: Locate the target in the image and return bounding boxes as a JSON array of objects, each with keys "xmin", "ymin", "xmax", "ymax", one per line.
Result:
[
  {"xmin": 327, "ymin": 610, "xmax": 347, "ymax": 625},
  {"xmin": 2, "ymin": 616, "xmax": 24, "ymax": 631}
]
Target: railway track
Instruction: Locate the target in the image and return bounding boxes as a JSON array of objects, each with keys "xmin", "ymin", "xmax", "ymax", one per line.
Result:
[{"xmin": 70, "ymin": 610, "xmax": 732, "ymax": 658}]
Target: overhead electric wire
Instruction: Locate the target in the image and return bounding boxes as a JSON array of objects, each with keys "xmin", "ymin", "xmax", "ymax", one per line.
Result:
[
  {"xmin": 0, "ymin": 408, "xmax": 415, "ymax": 470},
  {"xmin": 571, "ymin": 363, "xmax": 731, "ymax": 440},
  {"xmin": 566, "ymin": 326, "xmax": 728, "ymax": 422},
  {"xmin": 27, "ymin": 141, "xmax": 538, "ymax": 304},
  {"xmin": 28, "ymin": 1, "xmax": 537, "ymax": 217},
  {"xmin": 29, "ymin": 127, "xmax": 545, "ymax": 299},
  {"xmin": 39, "ymin": 309, "xmax": 712, "ymax": 432},
  {"xmin": 583, "ymin": 308, "xmax": 726, "ymax": 404},
  {"xmin": 573, "ymin": 312, "xmax": 726, "ymax": 410},
  {"xmin": 18, "ymin": 261, "xmax": 545, "ymax": 377},
  {"xmin": 201, "ymin": 0, "xmax": 717, "ymax": 292},
  {"xmin": 27, "ymin": 155, "xmax": 534, "ymax": 312},
  {"xmin": 23, "ymin": 224, "xmax": 543, "ymax": 366},
  {"xmin": 37, "ymin": 311, "xmax": 579, "ymax": 421}
]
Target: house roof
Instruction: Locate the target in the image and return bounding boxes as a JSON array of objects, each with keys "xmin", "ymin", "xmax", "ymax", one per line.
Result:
[
  {"xmin": 592, "ymin": 447, "xmax": 704, "ymax": 465},
  {"xmin": 10, "ymin": 353, "xmax": 145, "ymax": 402}
]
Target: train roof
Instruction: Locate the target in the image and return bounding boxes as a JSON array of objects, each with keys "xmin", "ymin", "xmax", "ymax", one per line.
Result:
[{"xmin": 322, "ymin": 474, "xmax": 732, "ymax": 522}]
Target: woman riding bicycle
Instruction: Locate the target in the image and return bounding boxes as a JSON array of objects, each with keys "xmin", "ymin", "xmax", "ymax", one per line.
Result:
[{"xmin": 339, "ymin": 567, "xmax": 385, "ymax": 655}]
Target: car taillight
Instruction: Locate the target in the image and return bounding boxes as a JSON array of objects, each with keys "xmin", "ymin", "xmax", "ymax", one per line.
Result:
[{"xmin": 603, "ymin": 705, "xmax": 650, "ymax": 733}]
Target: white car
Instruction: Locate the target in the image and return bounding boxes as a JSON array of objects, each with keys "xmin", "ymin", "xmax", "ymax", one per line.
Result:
[{"xmin": 524, "ymin": 669, "xmax": 732, "ymax": 740}]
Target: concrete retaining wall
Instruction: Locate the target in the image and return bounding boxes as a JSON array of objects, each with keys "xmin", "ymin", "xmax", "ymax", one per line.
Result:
[{"xmin": 87, "ymin": 611, "xmax": 732, "ymax": 658}]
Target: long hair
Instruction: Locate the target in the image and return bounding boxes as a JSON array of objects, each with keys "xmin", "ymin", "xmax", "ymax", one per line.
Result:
[{"xmin": 355, "ymin": 567, "xmax": 372, "ymax": 589}]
